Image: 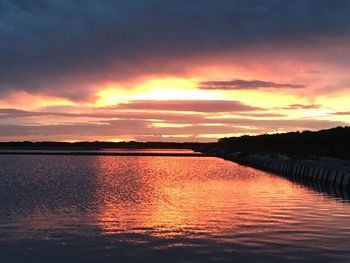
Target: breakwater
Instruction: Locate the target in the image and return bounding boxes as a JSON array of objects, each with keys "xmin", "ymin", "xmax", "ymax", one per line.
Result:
[{"xmin": 214, "ymin": 152, "xmax": 350, "ymax": 191}]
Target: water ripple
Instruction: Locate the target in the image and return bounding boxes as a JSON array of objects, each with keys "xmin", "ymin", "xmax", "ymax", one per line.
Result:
[{"xmin": 0, "ymin": 155, "xmax": 350, "ymax": 262}]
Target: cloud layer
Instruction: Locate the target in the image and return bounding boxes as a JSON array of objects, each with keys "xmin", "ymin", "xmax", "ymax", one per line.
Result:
[
  {"xmin": 0, "ymin": 103, "xmax": 347, "ymax": 142},
  {"xmin": 114, "ymin": 100, "xmax": 261, "ymax": 112},
  {"xmin": 1, "ymin": 0, "xmax": 350, "ymax": 99},
  {"xmin": 199, "ymin": 79, "xmax": 305, "ymax": 90},
  {"xmin": 1, "ymin": 1, "xmax": 350, "ymax": 141}
]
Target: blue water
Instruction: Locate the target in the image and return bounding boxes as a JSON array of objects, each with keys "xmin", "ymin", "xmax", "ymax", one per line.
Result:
[{"xmin": 0, "ymin": 154, "xmax": 350, "ymax": 262}]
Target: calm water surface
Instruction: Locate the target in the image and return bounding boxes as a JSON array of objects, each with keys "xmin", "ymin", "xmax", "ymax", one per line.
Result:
[{"xmin": 0, "ymin": 153, "xmax": 350, "ymax": 262}]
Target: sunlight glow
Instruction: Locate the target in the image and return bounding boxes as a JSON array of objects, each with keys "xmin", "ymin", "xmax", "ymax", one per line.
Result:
[
  {"xmin": 95, "ymin": 78, "xmax": 220, "ymax": 107},
  {"xmin": 135, "ymin": 78, "xmax": 216, "ymax": 100},
  {"xmin": 96, "ymin": 88, "xmax": 134, "ymax": 107},
  {"xmin": 303, "ymin": 110, "xmax": 332, "ymax": 117}
]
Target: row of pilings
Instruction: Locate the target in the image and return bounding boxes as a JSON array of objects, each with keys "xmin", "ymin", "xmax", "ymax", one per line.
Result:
[{"xmin": 215, "ymin": 153, "xmax": 350, "ymax": 191}]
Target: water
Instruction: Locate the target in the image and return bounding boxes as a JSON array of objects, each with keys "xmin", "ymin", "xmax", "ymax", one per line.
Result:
[
  {"xmin": 0, "ymin": 153, "xmax": 350, "ymax": 262},
  {"xmin": 0, "ymin": 148, "xmax": 199, "ymax": 154}
]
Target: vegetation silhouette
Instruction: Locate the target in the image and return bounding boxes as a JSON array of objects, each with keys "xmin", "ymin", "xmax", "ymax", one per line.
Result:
[
  {"xmin": 201, "ymin": 126, "xmax": 350, "ymax": 160},
  {"xmin": 1, "ymin": 126, "xmax": 349, "ymax": 159}
]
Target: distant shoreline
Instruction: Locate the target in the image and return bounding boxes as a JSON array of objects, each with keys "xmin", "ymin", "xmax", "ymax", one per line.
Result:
[
  {"xmin": 1, "ymin": 126, "xmax": 350, "ymax": 160},
  {"xmin": 0, "ymin": 150, "xmax": 206, "ymax": 157}
]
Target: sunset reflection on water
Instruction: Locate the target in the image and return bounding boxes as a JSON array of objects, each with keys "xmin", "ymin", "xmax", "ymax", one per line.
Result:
[
  {"xmin": 1, "ymin": 154, "xmax": 350, "ymax": 262},
  {"xmin": 94, "ymin": 156, "xmax": 349, "ymax": 246}
]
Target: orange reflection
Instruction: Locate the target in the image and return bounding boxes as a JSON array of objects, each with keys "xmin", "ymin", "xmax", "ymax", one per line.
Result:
[
  {"xmin": 2, "ymin": 154, "xmax": 350, "ymax": 248},
  {"xmin": 94, "ymin": 156, "xmax": 313, "ymax": 240}
]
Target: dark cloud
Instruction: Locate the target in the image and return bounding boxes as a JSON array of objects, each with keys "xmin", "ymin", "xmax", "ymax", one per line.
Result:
[
  {"xmin": 0, "ymin": 109, "xmax": 30, "ymax": 116},
  {"xmin": 113, "ymin": 100, "xmax": 261, "ymax": 112},
  {"xmin": 0, "ymin": 107, "xmax": 207, "ymax": 122},
  {"xmin": 0, "ymin": 108, "xmax": 54, "ymax": 118},
  {"xmin": 0, "ymin": 121, "xmax": 247, "ymax": 139},
  {"xmin": 200, "ymin": 118, "xmax": 346, "ymax": 130},
  {"xmin": 298, "ymin": 70, "xmax": 322, "ymax": 74},
  {"xmin": 0, "ymin": 99, "xmax": 263, "ymax": 120},
  {"xmin": 0, "ymin": 119, "xmax": 151, "ymax": 138},
  {"xmin": 234, "ymin": 112, "xmax": 286, "ymax": 117},
  {"xmin": 199, "ymin": 79, "xmax": 305, "ymax": 90},
  {"xmin": 331, "ymin": 111, "xmax": 350, "ymax": 115},
  {"xmin": 282, "ymin": 104, "xmax": 322, "ymax": 110},
  {"xmin": 1, "ymin": 0, "xmax": 350, "ymax": 99}
]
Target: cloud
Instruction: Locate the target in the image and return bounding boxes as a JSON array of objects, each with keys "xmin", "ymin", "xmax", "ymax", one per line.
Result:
[
  {"xmin": 0, "ymin": 119, "xmax": 151, "ymax": 138},
  {"xmin": 0, "ymin": 106, "xmax": 286, "ymax": 121},
  {"xmin": 233, "ymin": 112, "xmax": 286, "ymax": 117},
  {"xmin": 0, "ymin": 106, "xmax": 342, "ymax": 130},
  {"xmin": 0, "ymin": 102, "xmax": 262, "ymax": 121},
  {"xmin": 1, "ymin": 0, "xmax": 350, "ymax": 99},
  {"xmin": 0, "ymin": 117, "xmax": 346, "ymax": 142},
  {"xmin": 201, "ymin": 118, "xmax": 346, "ymax": 130},
  {"xmin": 199, "ymin": 79, "xmax": 305, "ymax": 90},
  {"xmin": 113, "ymin": 100, "xmax": 262, "ymax": 112},
  {"xmin": 281, "ymin": 104, "xmax": 322, "ymax": 110},
  {"xmin": 298, "ymin": 69, "xmax": 322, "ymax": 74},
  {"xmin": 331, "ymin": 111, "xmax": 350, "ymax": 115},
  {"xmin": 1, "ymin": 104, "xmax": 347, "ymax": 141}
]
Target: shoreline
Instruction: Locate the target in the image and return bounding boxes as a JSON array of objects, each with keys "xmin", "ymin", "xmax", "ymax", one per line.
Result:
[{"xmin": 0, "ymin": 151, "xmax": 206, "ymax": 157}]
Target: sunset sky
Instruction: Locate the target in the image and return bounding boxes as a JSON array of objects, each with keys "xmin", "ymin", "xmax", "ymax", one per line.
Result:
[{"xmin": 1, "ymin": 0, "xmax": 350, "ymax": 142}]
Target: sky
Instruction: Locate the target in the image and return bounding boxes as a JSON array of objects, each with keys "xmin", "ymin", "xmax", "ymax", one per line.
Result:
[{"xmin": 1, "ymin": 0, "xmax": 350, "ymax": 142}]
